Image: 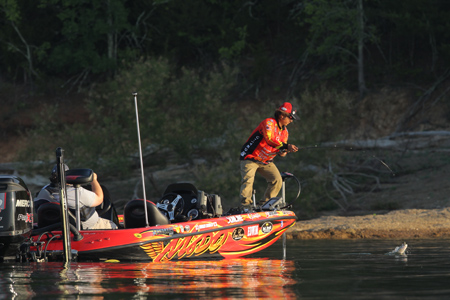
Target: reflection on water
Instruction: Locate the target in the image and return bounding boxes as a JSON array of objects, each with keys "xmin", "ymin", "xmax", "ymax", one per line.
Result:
[
  {"xmin": 285, "ymin": 239, "xmax": 450, "ymax": 299},
  {"xmin": 2, "ymin": 239, "xmax": 450, "ymax": 299},
  {"xmin": 1, "ymin": 258, "xmax": 296, "ymax": 299}
]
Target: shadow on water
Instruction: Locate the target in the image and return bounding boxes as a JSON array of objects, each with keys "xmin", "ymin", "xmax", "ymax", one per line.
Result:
[{"xmin": 2, "ymin": 239, "xmax": 450, "ymax": 299}]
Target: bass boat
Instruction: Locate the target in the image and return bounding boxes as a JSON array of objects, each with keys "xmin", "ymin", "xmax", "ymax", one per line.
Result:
[{"xmin": 0, "ymin": 155, "xmax": 298, "ymax": 263}]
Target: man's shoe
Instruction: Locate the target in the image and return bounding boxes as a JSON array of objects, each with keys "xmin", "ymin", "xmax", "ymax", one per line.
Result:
[
  {"xmin": 241, "ymin": 200, "xmax": 253, "ymax": 206},
  {"xmin": 240, "ymin": 205, "xmax": 254, "ymax": 213}
]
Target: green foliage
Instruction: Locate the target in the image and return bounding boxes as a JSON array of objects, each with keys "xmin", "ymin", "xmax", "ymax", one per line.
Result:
[
  {"xmin": 21, "ymin": 57, "xmax": 240, "ymax": 178},
  {"xmin": 218, "ymin": 26, "xmax": 248, "ymax": 61},
  {"xmin": 43, "ymin": 0, "xmax": 130, "ymax": 75},
  {"xmin": 18, "ymin": 104, "xmax": 77, "ymax": 165},
  {"xmin": 295, "ymin": 85, "xmax": 354, "ymax": 144},
  {"xmin": 161, "ymin": 63, "xmax": 238, "ymax": 158},
  {"xmin": 84, "ymin": 57, "xmax": 172, "ymax": 173},
  {"xmin": 3, "ymin": 0, "xmax": 449, "ymax": 90},
  {"xmin": 303, "ymin": 0, "xmax": 373, "ymax": 85},
  {"xmin": 88, "ymin": 57, "xmax": 240, "ymax": 166},
  {"xmin": 0, "ymin": 0, "xmax": 21, "ymax": 22}
]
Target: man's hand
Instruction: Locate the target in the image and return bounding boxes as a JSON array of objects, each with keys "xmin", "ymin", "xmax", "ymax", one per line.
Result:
[{"xmin": 288, "ymin": 144, "xmax": 298, "ymax": 153}]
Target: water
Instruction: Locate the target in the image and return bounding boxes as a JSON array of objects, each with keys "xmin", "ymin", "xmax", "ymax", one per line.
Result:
[{"xmin": 1, "ymin": 239, "xmax": 450, "ymax": 299}]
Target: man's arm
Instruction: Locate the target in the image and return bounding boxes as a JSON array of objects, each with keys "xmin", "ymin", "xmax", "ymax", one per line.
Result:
[{"xmin": 90, "ymin": 172, "xmax": 104, "ymax": 207}]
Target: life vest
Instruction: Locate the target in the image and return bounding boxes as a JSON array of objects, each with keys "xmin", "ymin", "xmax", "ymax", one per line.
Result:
[{"xmin": 240, "ymin": 117, "xmax": 288, "ymax": 164}]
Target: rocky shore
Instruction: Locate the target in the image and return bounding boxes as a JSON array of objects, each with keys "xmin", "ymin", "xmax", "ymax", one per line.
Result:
[{"xmin": 286, "ymin": 208, "xmax": 450, "ymax": 239}]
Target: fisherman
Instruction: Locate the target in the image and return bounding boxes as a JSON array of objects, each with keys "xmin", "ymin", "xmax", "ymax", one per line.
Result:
[
  {"xmin": 239, "ymin": 102, "xmax": 299, "ymax": 208},
  {"xmin": 34, "ymin": 164, "xmax": 118, "ymax": 229}
]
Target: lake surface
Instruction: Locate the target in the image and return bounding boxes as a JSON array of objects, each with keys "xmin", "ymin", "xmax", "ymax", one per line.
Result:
[{"xmin": 1, "ymin": 239, "xmax": 450, "ymax": 299}]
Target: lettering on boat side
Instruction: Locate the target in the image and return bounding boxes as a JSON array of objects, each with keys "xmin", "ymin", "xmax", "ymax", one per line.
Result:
[
  {"xmin": 261, "ymin": 222, "xmax": 273, "ymax": 234},
  {"xmin": 232, "ymin": 227, "xmax": 245, "ymax": 241},
  {"xmin": 247, "ymin": 225, "xmax": 259, "ymax": 237},
  {"xmin": 265, "ymin": 211, "xmax": 278, "ymax": 217},
  {"xmin": 195, "ymin": 222, "xmax": 217, "ymax": 231},
  {"xmin": 142, "ymin": 231, "xmax": 229, "ymax": 262},
  {"xmin": 226, "ymin": 215, "xmax": 244, "ymax": 224},
  {"xmin": 247, "ymin": 213, "xmax": 262, "ymax": 220}
]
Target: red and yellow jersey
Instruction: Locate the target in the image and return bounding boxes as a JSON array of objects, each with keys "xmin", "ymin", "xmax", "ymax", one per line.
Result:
[{"xmin": 240, "ymin": 118, "xmax": 288, "ymax": 164}]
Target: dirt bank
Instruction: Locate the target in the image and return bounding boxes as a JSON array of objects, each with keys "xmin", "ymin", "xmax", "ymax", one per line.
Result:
[{"xmin": 286, "ymin": 208, "xmax": 450, "ymax": 239}]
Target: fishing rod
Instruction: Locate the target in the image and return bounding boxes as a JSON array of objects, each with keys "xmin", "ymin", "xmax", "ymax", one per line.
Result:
[
  {"xmin": 298, "ymin": 144, "xmax": 354, "ymax": 151},
  {"xmin": 296, "ymin": 143, "xmax": 396, "ymax": 176}
]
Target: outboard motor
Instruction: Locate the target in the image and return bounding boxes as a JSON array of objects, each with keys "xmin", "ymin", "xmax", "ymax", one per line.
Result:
[{"xmin": 0, "ymin": 175, "xmax": 33, "ymax": 262}]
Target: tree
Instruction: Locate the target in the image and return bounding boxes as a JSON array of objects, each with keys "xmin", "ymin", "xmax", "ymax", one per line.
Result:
[
  {"xmin": 368, "ymin": 0, "xmax": 450, "ymax": 78},
  {"xmin": 304, "ymin": 0, "xmax": 374, "ymax": 96},
  {"xmin": 356, "ymin": 0, "xmax": 366, "ymax": 96},
  {"xmin": 38, "ymin": 0, "xmax": 130, "ymax": 83},
  {"xmin": 0, "ymin": 0, "xmax": 49, "ymax": 84}
]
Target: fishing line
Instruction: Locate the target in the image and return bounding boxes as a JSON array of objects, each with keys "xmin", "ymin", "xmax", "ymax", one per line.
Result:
[
  {"xmin": 298, "ymin": 144, "xmax": 396, "ymax": 176},
  {"xmin": 371, "ymin": 155, "xmax": 395, "ymax": 176}
]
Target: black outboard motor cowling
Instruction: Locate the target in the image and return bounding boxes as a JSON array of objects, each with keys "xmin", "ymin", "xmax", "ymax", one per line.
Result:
[{"xmin": 0, "ymin": 175, "xmax": 33, "ymax": 261}]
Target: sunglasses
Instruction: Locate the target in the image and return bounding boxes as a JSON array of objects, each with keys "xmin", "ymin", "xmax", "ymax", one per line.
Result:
[{"xmin": 288, "ymin": 110, "xmax": 297, "ymax": 120}]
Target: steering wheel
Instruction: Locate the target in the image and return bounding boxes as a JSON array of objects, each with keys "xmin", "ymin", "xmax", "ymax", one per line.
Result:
[{"xmin": 156, "ymin": 193, "xmax": 185, "ymax": 221}]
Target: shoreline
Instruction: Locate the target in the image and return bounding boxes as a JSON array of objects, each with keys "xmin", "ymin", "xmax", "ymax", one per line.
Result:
[{"xmin": 286, "ymin": 208, "xmax": 450, "ymax": 240}]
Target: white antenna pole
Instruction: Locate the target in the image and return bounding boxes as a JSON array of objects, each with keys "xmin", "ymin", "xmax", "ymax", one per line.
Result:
[{"xmin": 133, "ymin": 92, "xmax": 149, "ymax": 227}]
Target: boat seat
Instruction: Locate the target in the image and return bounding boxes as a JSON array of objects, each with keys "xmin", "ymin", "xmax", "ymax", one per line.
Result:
[
  {"xmin": 37, "ymin": 202, "xmax": 80, "ymax": 229},
  {"xmin": 123, "ymin": 199, "xmax": 170, "ymax": 228}
]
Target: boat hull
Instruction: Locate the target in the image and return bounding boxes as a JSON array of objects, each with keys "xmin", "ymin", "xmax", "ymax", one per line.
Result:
[{"xmin": 30, "ymin": 210, "xmax": 297, "ymax": 262}]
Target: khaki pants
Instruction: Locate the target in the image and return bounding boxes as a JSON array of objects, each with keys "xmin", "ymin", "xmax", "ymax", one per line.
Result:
[
  {"xmin": 239, "ymin": 160, "xmax": 282, "ymax": 205},
  {"xmin": 90, "ymin": 217, "xmax": 118, "ymax": 230}
]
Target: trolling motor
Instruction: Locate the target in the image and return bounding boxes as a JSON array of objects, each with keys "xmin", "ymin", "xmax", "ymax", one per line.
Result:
[
  {"xmin": 260, "ymin": 172, "xmax": 301, "ymax": 211},
  {"xmin": 55, "ymin": 147, "xmax": 72, "ymax": 263},
  {"xmin": 256, "ymin": 172, "xmax": 301, "ymax": 260}
]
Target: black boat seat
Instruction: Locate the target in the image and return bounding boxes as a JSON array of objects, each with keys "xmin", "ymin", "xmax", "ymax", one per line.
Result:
[
  {"xmin": 37, "ymin": 202, "xmax": 80, "ymax": 229},
  {"xmin": 123, "ymin": 199, "xmax": 170, "ymax": 228}
]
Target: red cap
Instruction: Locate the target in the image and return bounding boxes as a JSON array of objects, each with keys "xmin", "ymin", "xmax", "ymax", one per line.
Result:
[
  {"xmin": 277, "ymin": 102, "xmax": 299, "ymax": 120},
  {"xmin": 278, "ymin": 102, "xmax": 293, "ymax": 114}
]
